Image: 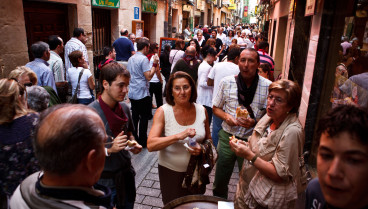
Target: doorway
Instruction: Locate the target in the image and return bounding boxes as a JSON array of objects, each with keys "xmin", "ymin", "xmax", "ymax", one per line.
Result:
[
  {"xmin": 23, "ymin": 1, "xmax": 69, "ymax": 60},
  {"xmin": 207, "ymin": 9, "xmax": 211, "ymax": 25},
  {"xmin": 92, "ymin": 8, "xmax": 111, "ymax": 75},
  {"xmin": 273, "ymin": 16, "xmax": 288, "ymax": 75},
  {"xmin": 182, "ymin": 11, "xmax": 189, "ymax": 31},
  {"xmin": 142, "ymin": 13, "xmax": 151, "ymax": 39}
]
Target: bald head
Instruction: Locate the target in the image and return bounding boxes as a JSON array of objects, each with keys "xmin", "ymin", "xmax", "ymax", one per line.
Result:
[
  {"xmin": 186, "ymin": 46, "xmax": 196, "ymax": 56},
  {"xmin": 35, "ymin": 104, "xmax": 106, "ymax": 175},
  {"xmin": 120, "ymin": 29, "xmax": 128, "ymax": 36}
]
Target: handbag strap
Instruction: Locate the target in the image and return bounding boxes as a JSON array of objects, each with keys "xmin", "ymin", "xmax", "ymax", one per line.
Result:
[
  {"xmin": 74, "ymin": 69, "xmax": 84, "ymax": 97},
  {"xmin": 170, "ymin": 50, "xmax": 180, "ymax": 64}
]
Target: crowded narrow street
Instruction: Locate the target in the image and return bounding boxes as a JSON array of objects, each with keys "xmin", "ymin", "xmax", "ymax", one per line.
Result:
[{"xmin": 1, "ymin": 0, "xmax": 368, "ymax": 209}]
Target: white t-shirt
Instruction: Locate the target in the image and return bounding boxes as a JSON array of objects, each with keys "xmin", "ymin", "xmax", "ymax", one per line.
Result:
[
  {"xmin": 208, "ymin": 61, "xmax": 239, "ymax": 104},
  {"xmin": 242, "ymin": 29, "xmax": 252, "ymax": 35},
  {"xmin": 196, "ymin": 61, "xmax": 214, "ymax": 107},
  {"xmin": 149, "ymin": 55, "xmax": 160, "ymax": 83},
  {"xmin": 67, "ymin": 67, "xmax": 92, "ymax": 99},
  {"xmin": 217, "ymin": 33, "xmax": 227, "ymax": 45},
  {"xmin": 169, "ymin": 49, "xmax": 185, "ymax": 72}
]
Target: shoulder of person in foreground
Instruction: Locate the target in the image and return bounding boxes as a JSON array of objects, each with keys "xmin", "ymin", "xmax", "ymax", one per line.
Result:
[{"xmin": 305, "ymin": 178, "xmax": 326, "ymax": 209}]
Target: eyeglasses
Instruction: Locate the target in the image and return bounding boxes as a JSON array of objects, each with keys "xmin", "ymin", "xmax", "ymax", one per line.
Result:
[{"xmin": 267, "ymin": 94, "xmax": 285, "ymax": 105}]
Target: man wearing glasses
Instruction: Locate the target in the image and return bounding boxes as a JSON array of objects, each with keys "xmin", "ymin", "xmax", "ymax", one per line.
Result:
[
  {"xmin": 89, "ymin": 62, "xmax": 142, "ymax": 209},
  {"xmin": 212, "ymin": 48, "xmax": 271, "ymax": 199}
]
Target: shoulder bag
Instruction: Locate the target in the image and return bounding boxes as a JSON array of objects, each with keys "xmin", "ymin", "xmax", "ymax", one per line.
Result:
[
  {"xmin": 182, "ymin": 139, "xmax": 218, "ymax": 194},
  {"xmin": 68, "ymin": 69, "xmax": 84, "ymax": 104}
]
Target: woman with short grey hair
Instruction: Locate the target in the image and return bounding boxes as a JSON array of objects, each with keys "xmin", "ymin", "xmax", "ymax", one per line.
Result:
[{"xmin": 26, "ymin": 86, "xmax": 50, "ymax": 112}]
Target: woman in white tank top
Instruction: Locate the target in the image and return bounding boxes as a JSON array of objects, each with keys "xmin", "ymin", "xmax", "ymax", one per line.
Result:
[{"xmin": 147, "ymin": 72, "xmax": 211, "ymax": 205}]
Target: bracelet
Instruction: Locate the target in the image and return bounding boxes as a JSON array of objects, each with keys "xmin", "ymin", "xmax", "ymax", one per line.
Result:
[
  {"xmin": 249, "ymin": 154, "xmax": 258, "ymax": 165},
  {"xmin": 105, "ymin": 148, "xmax": 110, "ymax": 157},
  {"xmin": 153, "ymin": 63, "xmax": 158, "ymax": 68}
]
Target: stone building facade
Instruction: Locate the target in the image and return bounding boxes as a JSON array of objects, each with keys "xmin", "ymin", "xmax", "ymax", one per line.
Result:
[{"xmin": 0, "ymin": 0, "xmax": 233, "ymax": 78}]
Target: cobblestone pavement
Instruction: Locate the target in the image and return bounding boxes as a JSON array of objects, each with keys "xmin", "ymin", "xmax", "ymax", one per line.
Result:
[{"xmin": 132, "ymin": 152, "xmax": 239, "ymax": 209}]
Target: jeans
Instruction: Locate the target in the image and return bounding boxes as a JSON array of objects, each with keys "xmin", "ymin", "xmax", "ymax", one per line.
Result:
[
  {"xmin": 213, "ymin": 129, "xmax": 246, "ymax": 199},
  {"xmin": 203, "ymin": 105, "xmax": 213, "ymax": 126},
  {"xmin": 211, "ymin": 114, "xmax": 223, "ymax": 147},
  {"xmin": 130, "ymin": 96, "xmax": 152, "ymax": 148},
  {"xmin": 78, "ymin": 98, "xmax": 94, "ymax": 105},
  {"xmin": 149, "ymin": 82, "xmax": 163, "ymax": 108}
]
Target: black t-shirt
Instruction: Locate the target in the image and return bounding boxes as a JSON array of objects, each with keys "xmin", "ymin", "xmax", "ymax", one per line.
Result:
[{"xmin": 215, "ymin": 38, "xmax": 223, "ymax": 53}]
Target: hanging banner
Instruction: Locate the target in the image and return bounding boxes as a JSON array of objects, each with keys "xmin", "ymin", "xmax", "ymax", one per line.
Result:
[
  {"xmin": 244, "ymin": 6, "xmax": 248, "ymax": 17},
  {"xmin": 92, "ymin": 0, "xmax": 120, "ymax": 8},
  {"xmin": 222, "ymin": 0, "xmax": 230, "ymax": 4},
  {"xmin": 142, "ymin": 0, "xmax": 157, "ymax": 13}
]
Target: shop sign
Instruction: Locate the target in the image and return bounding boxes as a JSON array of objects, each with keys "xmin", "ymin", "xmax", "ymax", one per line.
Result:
[
  {"xmin": 195, "ymin": 11, "xmax": 201, "ymax": 16},
  {"xmin": 91, "ymin": 0, "xmax": 120, "ymax": 8},
  {"xmin": 142, "ymin": 0, "xmax": 157, "ymax": 14},
  {"xmin": 229, "ymin": 4, "xmax": 236, "ymax": 10},
  {"xmin": 196, "ymin": 0, "xmax": 201, "ymax": 10},
  {"xmin": 183, "ymin": 5, "xmax": 192, "ymax": 12},
  {"xmin": 222, "ymin": 0, "xmax": 230, "ymax": 4},
  {"xmin": 305, "ymin": 0, "xmax": 317, "ymax": 16},
  {"xmin": 228, "ymin": 0, "xmax": 236, "ymax": 10},
  {"xmin": 134, "ymin": 7, "xmax": 139, "ymax": 20}
]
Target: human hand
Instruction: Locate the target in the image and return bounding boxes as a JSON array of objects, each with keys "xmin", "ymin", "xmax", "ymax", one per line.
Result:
[
  {"xmin": 229, "ymin": 140, "xmax": 253, "ymax": 159},
  {"xmin": 224, "ymin": 114, "xmax": 239, "ymax": 127},
  {"xmin": 82, "ymin": 60, "xmax": 89, "ymax": 69},
  {"xmin": 108, "ymin": 131, "xmax": 128, "ymax": 153},
  {"xmin": 177, "ymin": 128, "xmax": 196, "ymax": 140},
  {"xmin": 153, "ymin": 54, "xmax": 159, "ymax": 64},
  {"xmin": 236, "ymin": 117, "xmax": 256, "ymax": 128},
  {"xmin": 187, "ymin": 143, "xmax": 202, "ymax": 156},
  {"xmin": 129, "ymin": 141, "xmax": 143, "ymax": 154}
]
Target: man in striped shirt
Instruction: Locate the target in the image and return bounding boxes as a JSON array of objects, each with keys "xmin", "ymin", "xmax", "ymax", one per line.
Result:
[{"xmin": 257, "ymin": 41, "xmax": 275, "ymax": 80}]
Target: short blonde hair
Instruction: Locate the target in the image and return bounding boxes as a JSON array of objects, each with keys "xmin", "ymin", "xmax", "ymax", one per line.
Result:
[
  {"xmin": 9, "ymin": 66, "xmax": 38, "ymax": 85},
  {"xmin": 269, "ymin": 79, "xmax": 301, "ymax": 113},
  {"xmin": 0, "ymin": 78, "xmax": 30, "ymax": 124}
]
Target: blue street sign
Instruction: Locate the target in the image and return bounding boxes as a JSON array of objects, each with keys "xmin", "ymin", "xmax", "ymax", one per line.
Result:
[{"xmin": 134, "ymin": 7, "xmax": 139, "ymax": 20}]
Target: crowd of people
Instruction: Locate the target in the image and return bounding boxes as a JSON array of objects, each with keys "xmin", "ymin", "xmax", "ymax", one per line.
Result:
[
  {"xmin": 332, "ymin": 36, "xmax": 368, "ymax": 108},
  {"xmin": 1, "ymin": 24, "xmax": 368, "ymax": 209}
]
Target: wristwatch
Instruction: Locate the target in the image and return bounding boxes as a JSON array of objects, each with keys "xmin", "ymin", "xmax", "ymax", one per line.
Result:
[{"xmin": 249, "ymin": 155, "xmax": 258, "ymax": 165}]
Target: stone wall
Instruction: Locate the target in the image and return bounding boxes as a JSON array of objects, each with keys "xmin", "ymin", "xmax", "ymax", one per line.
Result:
[{"xmin": 0, "ymin": 0, "xmax": 29, "ymax": 78}]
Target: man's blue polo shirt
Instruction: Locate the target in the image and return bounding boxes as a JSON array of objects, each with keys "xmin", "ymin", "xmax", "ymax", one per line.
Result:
[{"xmin": 113, "ymin": 36, "xmax": 135, "ymax": 61}]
